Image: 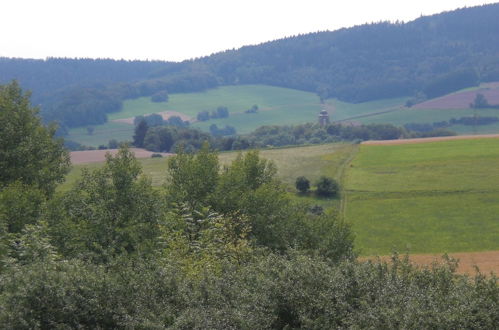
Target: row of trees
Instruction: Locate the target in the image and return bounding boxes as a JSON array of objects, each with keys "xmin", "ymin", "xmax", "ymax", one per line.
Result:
[
  {"xmin": 405, "ymin": 116, "xmax": 499, "ymax": 133},
  {"xmin": 130, "ymin": 116, "xmax": 457, "ymax": 155},
  {"xmin": 1, "ymin": 82, "xmax": 498, "ymax": 327}
]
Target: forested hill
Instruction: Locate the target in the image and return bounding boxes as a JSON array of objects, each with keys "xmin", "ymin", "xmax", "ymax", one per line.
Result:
[
  {"xmin": 0, "ymin": 58, "xmax": 177, "ymax": 102},
  {"xmin": 1, "ymin": 3, "xmax": 499, "ymax": 128},
  {"xmin": 199, "ymin": 3, "xmax": 499, "ymax": 102}
]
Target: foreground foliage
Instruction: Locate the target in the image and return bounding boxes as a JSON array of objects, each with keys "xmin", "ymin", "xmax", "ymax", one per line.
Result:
[{"xmin": 1, "ymin": 253, "xmax": 498, "ymax": 329}]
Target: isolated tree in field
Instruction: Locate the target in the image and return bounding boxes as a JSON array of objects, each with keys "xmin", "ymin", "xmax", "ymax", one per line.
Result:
[
  {"xmin": 315, "ymin": 176, "xmax": 339, "ymax": 197},
  {"xmin": 0, "ymin": 81, "xmax": 70, "ymax": 195},
  {"xmin": 133, "ymin": 119, "xmax": 148, "ymax": 148},
  {"xmin": 470, "ymin": 93, "xmax": 490, "ymax": 108},
  {"xmin": 295, "ymin": 176, "xmax": 310, "ymax": 193}
]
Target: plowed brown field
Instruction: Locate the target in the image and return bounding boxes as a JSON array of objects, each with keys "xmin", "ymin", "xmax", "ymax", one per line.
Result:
[
  {"xmin": 361, "ymin": 251, "xmax": 499, "ymax": 275},
  {"xmin": 362, "ymin": 134, "xmax": 499, "ymax": 145},
  {"xmin": 70, "ymin": 148, "xmax": 173, "ymax": 164},
  {"xmin": 414, "ymin": 82, "xmax": 499, "ymax": 109}
]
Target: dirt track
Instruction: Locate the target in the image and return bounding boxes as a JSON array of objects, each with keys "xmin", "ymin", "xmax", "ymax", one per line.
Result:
[
  {"xmin": 361, "ymin": 251, "xmax": 499, "ymax": 275},
  {"xmin": 362, "ymin": 134, "xmax": 499, "ymax": 145},
  {"xmin": 70, "ymin": 148, "xmax": 173, "ymax": 164}
]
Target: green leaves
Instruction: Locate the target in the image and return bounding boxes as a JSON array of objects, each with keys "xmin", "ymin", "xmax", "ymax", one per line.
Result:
[{"xmin": 0, "ymin": 81, "xmax": 70, "ymax": 196}]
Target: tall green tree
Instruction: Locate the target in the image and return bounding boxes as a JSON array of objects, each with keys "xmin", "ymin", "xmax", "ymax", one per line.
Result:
[
  {"xmin": 47, "ymin": 146, "xmax": 162, "ymax": 261},
  {"xmin": 0, "ymin": 81, "xmax": 70, "ymax": 195},
  {"xmin": 133, "ymin": 119, "xmax": 148, "ymax": 148}
]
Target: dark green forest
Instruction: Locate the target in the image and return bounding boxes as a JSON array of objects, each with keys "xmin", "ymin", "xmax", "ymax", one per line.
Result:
[
  {"xmin": 2, "ymin": 4, "xmax": 499, "ymax": 130},
  {"xmin": 2, "ymin": 80, "xmax": 499, "ymax": 328}
]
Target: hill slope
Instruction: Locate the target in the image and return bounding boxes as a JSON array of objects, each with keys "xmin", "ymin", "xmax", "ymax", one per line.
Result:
[{"xmin": 1, "ymin": 4, "xmax": 499, "ymax": 129}]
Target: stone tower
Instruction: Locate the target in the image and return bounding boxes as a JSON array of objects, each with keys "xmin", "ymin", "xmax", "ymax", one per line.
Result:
[{"xmin": 318, "ymin": 109, "xmax": 330, "ymax": 126}]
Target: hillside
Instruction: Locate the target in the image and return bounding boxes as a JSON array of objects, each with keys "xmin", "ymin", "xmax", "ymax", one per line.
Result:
[{"xmin": 1, "ymin": 4, "xmax": 499, "ymax": 130}]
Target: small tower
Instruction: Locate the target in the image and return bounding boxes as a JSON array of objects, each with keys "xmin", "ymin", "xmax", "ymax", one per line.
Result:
[{"xmin": 318, "ymin": 109, "xmax": 330, "ymax": 126}]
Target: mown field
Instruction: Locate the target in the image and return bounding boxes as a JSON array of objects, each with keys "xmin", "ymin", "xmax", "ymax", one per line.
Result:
[
  {"xmin": 344, "ymin": 138, "xmax": 499, "ymax": 256},
  {"xmin": 61, "ymin": 143, "xmax": 358, "ymax": 210},
  {"xmin": 66, "ymin": 84, "xmax": 410, "ymax": 146}
]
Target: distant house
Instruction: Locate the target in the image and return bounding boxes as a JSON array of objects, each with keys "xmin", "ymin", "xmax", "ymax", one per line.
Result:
[{"xmin": 318, "ymin": 109, "xmax": 330, "ymax": 126}]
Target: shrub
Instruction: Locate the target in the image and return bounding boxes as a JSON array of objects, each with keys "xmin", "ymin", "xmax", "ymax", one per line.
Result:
[
  {"xmin": 315, "ymin": 176, "xmax": 339, "ymax": 197},
  {"xmin": 295, "ymin": 176, "xmax": 310, "ymax": 193}
]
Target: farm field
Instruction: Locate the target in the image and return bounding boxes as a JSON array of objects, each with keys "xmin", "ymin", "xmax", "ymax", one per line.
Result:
[
  {"xmin": 61, "ymin": 143, "xmax": 358, "ymax": 197},
  {"xmin": 65, "ymin": 121, "xmax": 135, "ymax": 147},
  {"xmin": 344, "ymin": 138, "xmax": 499, "ymax": 256},
  {"xmin": 65, "ymin": 84, "xmax": 413, "ymax": 147}
]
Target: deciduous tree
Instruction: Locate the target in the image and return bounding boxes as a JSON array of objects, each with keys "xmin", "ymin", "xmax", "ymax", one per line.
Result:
[{"xmin": 0, "ymin": 81, "xmax": 70, "ymax": 195}]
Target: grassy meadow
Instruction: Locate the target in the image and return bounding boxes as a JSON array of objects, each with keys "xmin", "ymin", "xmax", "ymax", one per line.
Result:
[
  {"xmin": 66, "ymin": 84, "xmax": 411, "ymax": 147},
  {"xmin": 344, "ymin": 138, "xmax": 499, "ymax": 256},
  {"xmin": 61, "ymin": 143, "xmax": 358, "ymax": 201}
]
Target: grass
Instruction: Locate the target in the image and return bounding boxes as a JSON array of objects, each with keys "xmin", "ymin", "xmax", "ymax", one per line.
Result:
[
  {"xmin": 358, "ymin": 107, "xmax": 499, "ymax": 126},
  {"xmin": 65, "ymin": 122, "xmax": 134, "ymax": 146},
  {"xmin": 67, "ymin": 85, "xmax": 322, "ymax": 146},
  {"xmin": 65, "ymin": 84, "xmax": 411, "ymax": 147},
  {"xmin": 344, "ymin": 138, "xmax": 499, "ymax": 256},
  {"xmin": 117, "ymin": 84, "xmax": 323, "ymax": 134},
  {"xmin": 65, "ymin": 83, "xmax": 499, "ymax": 147},
  {"xmin": 327, "ymin": 97, "xmax": 408, "ymax": 121},
  {"xmin": 60, "ymin": 143, "xmax": 357, "ymax": 203}
]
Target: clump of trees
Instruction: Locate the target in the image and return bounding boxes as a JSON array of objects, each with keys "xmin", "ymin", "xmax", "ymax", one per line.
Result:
[
  {"xmin": 470, "ymin": 93, "xmax": 499, "ymax": 109},
  {"xmin": 209, "ymin": 124, "xmax": 236, "ymax": 136},
  {"xmin": 150, "ymin": 90, "xmax": 169, "ymax": 103},
  {"xmin": 405, "ymin": 116, "xmax": 499, "ymax": 133},
  {"xmin": 1, "ymin": 82, "xmax": 499, "ymax": 328},
  {"xmin": 316, "ymin": 176, "xmax": 340, "ymax": 197},
  {"xmin": 134, "ymin": 114, "xmax": 189, "ymax": 128},
  {"xmin": 197, "ymin": 106, "xmax": 230, "ymax": 121},
  {"xmin": 245, "ymin": 104, "xmax": 259, "ymax": 114},
  {"xmin": 295, "ymin": 175, "xmax": 340, "ymax": 198}
]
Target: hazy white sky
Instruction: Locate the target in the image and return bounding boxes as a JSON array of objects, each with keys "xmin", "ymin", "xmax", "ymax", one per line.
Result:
[{"xmin": 1, "ymin": 0, "xmax": 497, "ymax": 62}]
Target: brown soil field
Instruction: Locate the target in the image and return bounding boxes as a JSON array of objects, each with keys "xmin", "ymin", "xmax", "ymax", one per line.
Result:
[
  {"xmin": 414, "ymin": 83, "xmax": 499, "ymax": 109},
  {"xmin": 112, "ymin": 111, "xmax": 193, "ymax": 125},
  {"xmin": 360, "ymin": 251, "xmax": 499, "ymax": 275},
  {"xmin": 362, "ymin": 134, "xmax": 499, "ymax": 145},
  {"xmin": 70, "ymin": 148, "xmax": 173, "ymax": 164}
]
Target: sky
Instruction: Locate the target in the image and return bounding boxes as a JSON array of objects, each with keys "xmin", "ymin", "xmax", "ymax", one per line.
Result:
[{"xmin": 1, "ymin": 0, "xmax": 498, "ymax": 62}]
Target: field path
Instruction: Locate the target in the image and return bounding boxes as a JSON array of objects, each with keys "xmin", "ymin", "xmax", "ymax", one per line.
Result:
[
  {"xmin": 70, "ymin": 148, "xmax": 173, "ymax": 164},
  {"xmin": 337, "ymin": 145, "xmax": 359, "ymax": 219},
  {"xmin": 336, "ymin": 105, "xmax": 404, "ymax": 123},
  {"xmin": 363, "ymin": 134, "xmax": 499, "ymax": 145},
  {"xmin": 361, "ymin": 251, "xmax": 499, "ymax": 275}
]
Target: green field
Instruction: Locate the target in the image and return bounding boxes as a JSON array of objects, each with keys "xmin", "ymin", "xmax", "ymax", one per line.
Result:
[
  {"xmin": 66, "ymin": 85, "xmax": 411, "ymax": 146},
  {"xmin": 65, "ymin": 83, "xmax": 499, "ymax": 147},
  {"xmin": 61, "ymin": 143, "xmax": 357, "ymax": 209},
  {"xmin": 344, "ymin": 138, "xmax": 499, "ymax": 256}
]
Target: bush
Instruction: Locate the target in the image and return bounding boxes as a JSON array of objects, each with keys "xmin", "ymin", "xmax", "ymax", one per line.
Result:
[
  {"xmin": 315, "ymin": 176, "xmax": 339, "ymax": 197},
  {"xmin": 295, "ymin": 176, "xmax": 310, "ymax": 193},
  {"xmin": 150, "ymin": 90, "xmax": 169, "ymax": 103},
  {"xmin": 151, "ymin": 153, "xmax": 163, "ymax": 158}
]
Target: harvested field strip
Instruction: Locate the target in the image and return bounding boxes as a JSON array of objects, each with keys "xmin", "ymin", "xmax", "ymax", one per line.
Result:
[
  {"xmin": 360, "ymin": 250, "xmax": 499, "ymax": 275},
  {"xmin": 363, "ymin": 134, "xmax": 499, "ymax": 145},
  {"xmin": 70, "ymin": 148, "xmax": 173, "ymax": 164}
]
